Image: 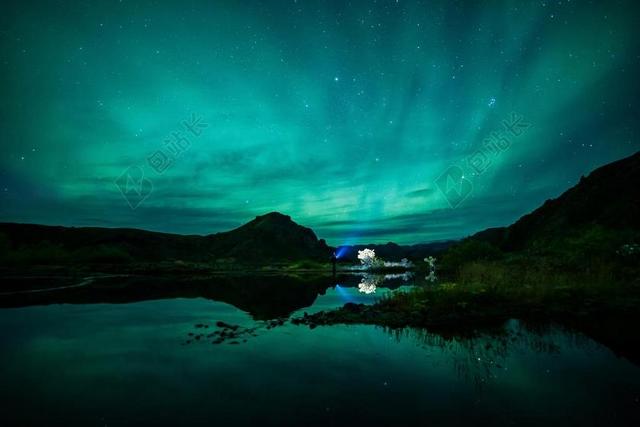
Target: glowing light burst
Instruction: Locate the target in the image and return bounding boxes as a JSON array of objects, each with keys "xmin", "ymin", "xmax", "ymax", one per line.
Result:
[{"xmin": 357, "ymin": 248, "xmax": 376, "ymax": 265}]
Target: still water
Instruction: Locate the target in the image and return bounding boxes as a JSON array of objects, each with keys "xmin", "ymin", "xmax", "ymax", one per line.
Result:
[{"xmin": 0, "ymin": 275, "xmax": 639, "ymax": 426}]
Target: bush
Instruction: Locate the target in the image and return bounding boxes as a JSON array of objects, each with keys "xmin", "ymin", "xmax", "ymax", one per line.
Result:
[{"xmin": 440, "ymin": 239, "xmax": 503, "ymax": 273}]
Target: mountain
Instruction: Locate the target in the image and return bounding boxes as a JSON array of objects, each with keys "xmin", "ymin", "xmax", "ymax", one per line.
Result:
[
  {"xmin": 4, "ymin": 151, "xmax": 637, "ymax": 267},
  {"xmin": 205, "ymin": 212, "xmax": 330, "ymax": 261},
  {"xmin": 0, "ymin": 212, "xmax": 331, "ymax": 265},
  {"xmin": 471, "ymin": 151, "xmax": 640, "ymax": 251}
]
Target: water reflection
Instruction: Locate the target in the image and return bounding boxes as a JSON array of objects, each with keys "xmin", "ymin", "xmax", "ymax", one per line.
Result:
[
  {"xmin": 357, "ymin": 272, "xmax": 414, "ymax": 294},
  {"xmin": 0, "ymin": 273, "xmax": 416, "ymax": 320},
  {"xmin": 383, "ymin": 319, "xmax": 578, "ymax": 389},
  {"xmin": 3, "ymin": 272, "xmax": 640, "ymax": 374},
  {"xmin": 2, "ymin": 276, "xmax": 640, "ymax": 426},
  {"xmin": 0, "ymin": 274, "xmax": 332, "ymax": 320},
  {"xmin": 358, "ymin": 274, "xmax": 382, "ymax": 294},
  {"xmin": 2, "ymin": 300, "xmax": 639, "ymax": 427}
]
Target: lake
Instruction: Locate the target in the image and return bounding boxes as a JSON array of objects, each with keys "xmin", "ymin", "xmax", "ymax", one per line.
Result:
[{"xmin": 1, "ymin": 274, "xmax": 639, "ymax": 426}]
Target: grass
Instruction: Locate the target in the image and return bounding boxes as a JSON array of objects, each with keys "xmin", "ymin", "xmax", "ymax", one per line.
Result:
[
  {"xmin": 295, "ymin": 250, "xmax": 640, "ymax": 331},
  {"xmin": 399, "ymin": 255, "xmax": 636, "ymax": 314}
]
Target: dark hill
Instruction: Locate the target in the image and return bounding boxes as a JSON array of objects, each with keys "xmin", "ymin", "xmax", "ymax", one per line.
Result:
[
  {"xmin": 471, "ymin": 151, "xmax": 640, "ymax": 251},
  {"xmin": 0, "ymin": 212, "xmax": 331, "ymax": 265},
  {"xmin": 205, "ymin": 212, "xmax": 330, "ymax": 261}
]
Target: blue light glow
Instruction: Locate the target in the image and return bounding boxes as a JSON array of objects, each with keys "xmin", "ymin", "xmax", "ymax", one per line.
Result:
[
  {"xmin": 334, "ymin": 284, "xmax": 353, "ymax": 303},
  {"xmin": 335, "ymin": 246, "xmax": 350, "ymax": 259}
]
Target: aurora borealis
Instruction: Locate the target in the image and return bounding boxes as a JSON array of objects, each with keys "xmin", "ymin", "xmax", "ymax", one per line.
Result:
[{"xmin": 1, "ymin": 0, "xmax": 639, "ymax": 244}]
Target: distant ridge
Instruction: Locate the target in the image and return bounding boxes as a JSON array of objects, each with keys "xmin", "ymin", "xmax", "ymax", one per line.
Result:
[
  {"xmin": 2, "ymin": 151, "xmax": 638, "ymax": 265},
  {"xmin": 0, "ymin": 212, "xmax": 331, "ymax": 264},
  {"xmin": 471, "ymin": 151, "xmax": 640, "ymax": 250},
  {"xmin": 205, "ymin": 212, "xmax": 330, "ymax": 261}
]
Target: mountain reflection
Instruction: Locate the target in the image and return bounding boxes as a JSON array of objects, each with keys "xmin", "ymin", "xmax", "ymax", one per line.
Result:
[
  {"xmin": 0, "ymin": 273, "xmax": 414, "ymax": 320},
  {"xmin": 3, "ymin": 274, "xmax": 638, "ymax": 372}
]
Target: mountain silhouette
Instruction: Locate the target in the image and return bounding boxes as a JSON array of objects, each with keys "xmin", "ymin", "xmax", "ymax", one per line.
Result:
[
  {"xmin": 205, "ymin": 212, "xmax": 330, "ymax": 261},
  {"xmin": 1, "ymin": 152, "xmax": 638, "ymax": 265},
  {"xmin": 0, "ymin": 212, "xmax": 331, "ymax": 264},
  {"xmin": 472, "ymin": 151, "xmax": 640, "ymax": 251}
]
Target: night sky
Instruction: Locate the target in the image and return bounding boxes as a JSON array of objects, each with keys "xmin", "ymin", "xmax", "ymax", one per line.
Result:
[{"xmin": 1, "ymin": 0, "xmax": 639, "ymax": 244}]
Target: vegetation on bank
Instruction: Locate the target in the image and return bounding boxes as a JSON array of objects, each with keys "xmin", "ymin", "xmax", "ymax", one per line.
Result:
[
  {"xmin": 295, "ymin": 262, "xmax": 640, "ymax": 330},
  {"xmin": 295, "ymin": 225, "xmax": 640, "ymax": 329}
]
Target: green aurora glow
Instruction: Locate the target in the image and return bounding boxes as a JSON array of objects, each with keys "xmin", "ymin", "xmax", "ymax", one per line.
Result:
[{"xmin": 1, "ymin": 0, "xmax": 639, "ymax": 244}]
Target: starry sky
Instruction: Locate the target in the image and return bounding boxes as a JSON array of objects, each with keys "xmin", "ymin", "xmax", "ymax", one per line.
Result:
[{"xmin": 1, "ymin": 0, "xmax": 639, "ymax": 245}]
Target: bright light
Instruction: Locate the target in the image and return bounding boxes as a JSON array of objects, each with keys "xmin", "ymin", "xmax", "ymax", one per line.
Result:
[
  {"xmin": 357, "ymin": 248, "xmax": 376, "ymax": 265},
  {"xmin": 357, "ymin": 274, "xmax": 383, "ymax": 294},
  {"xmin": 335, "ymin": 246, "xmax": 349, "ymax": 259}
]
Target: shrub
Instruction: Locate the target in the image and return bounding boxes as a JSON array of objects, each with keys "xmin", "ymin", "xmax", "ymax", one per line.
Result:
[{"xmin": 440, "ymin": 239, "xmax": 503, "ymax": 273}]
